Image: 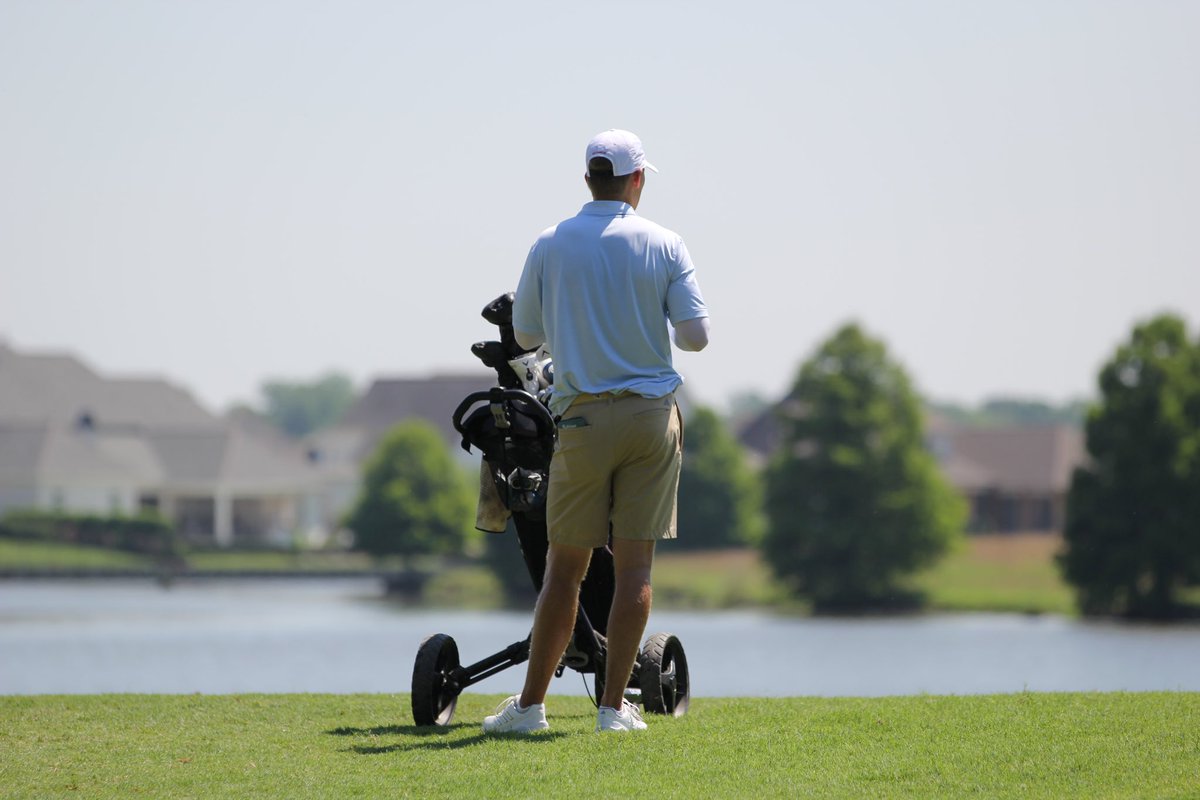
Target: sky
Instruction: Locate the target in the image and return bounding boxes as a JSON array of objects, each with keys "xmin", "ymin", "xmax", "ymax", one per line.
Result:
[{"xmin": 2, "ymin": 0, "xmax": 1198, "ymax": 416}]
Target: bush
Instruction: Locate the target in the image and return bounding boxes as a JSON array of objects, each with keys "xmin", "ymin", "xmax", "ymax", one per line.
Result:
[
  {"xmin": 0, "ymin": 509, "xmax": 180, "ymax": 558},
  {"xmin": 343, "ymin": 420, "xmax": 474, "ymax": 561}
]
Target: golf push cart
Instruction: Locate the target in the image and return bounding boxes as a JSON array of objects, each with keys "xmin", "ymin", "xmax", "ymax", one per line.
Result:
[{"xmin": 410, "ymin": 292, "xmax": 691, "ymax": 726}]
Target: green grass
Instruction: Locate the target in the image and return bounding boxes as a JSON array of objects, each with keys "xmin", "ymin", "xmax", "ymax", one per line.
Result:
[
  {"xmin": 652, "ymin": 547, "xmax": 793, "ymax": 609},
  {"xmin": 649, "ymin": 536, "xmax": 1077, "ymax": 615},
  {"xmin": 182, "ymin": 549, "xmax": 379, "ymax": 572},
  {"xmin": 1, "ymin": 693, "xmax": 1197, "ymax": 798},
  {"xmin": 0, "ymin": 540, "xmax": 390, "ymax": 575},
  {"xmin": 0, "ymin": 538, "xmax": 154, "ymax": 570},
  {"xmin": 909, "ymin": 534, "xmax": 1076, "ymax": 615}
]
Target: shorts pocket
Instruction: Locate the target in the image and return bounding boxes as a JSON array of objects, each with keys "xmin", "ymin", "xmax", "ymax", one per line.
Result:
[
  {"xmin": 631, "ymin": 406, "xmax": 670, "ymax": 419},
  {"xmin": 553, "ymin": 425, "xmax": 589, "ymax": 454}
]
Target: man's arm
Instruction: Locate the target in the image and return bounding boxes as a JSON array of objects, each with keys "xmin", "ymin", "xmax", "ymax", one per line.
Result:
[
  {"xmin": 672, "ymin": 317, "xmax": 710, "ymax": 352},
  {"xmin": 665, "ymin": 237, "xmax": 708, "ymax": 352},
  {"xmin": 512, "ymin": 241, "xmax": 545, "ymax": 353},
  {"xmin": 514, "ymin": 328, "xmax": 544, "ymax": 351}
]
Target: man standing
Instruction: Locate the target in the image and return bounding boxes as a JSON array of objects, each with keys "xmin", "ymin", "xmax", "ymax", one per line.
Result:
[{"xmin": 483, "ymin": 129, "xmax": 710, "ymax": 734}]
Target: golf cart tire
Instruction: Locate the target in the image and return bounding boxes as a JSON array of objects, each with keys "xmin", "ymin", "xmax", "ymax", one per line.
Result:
[
  {"xmin": 412, "ymin": 633, "xmax": 461, "ymax": 726},
  {"xmin": 639, "ymin": 632, "xmax": 690, "ymax": 717}
]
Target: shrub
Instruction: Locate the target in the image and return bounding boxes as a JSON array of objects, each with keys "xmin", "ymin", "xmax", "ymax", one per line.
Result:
[{"xmin": 0, "ymin": 509, "xmax": 180, "ymax": 557}]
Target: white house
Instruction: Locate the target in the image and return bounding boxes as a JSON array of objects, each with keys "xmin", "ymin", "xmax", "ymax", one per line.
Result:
[{"xmin": 0, "ymin": 342, "xmax": 326, "ymax": 547}]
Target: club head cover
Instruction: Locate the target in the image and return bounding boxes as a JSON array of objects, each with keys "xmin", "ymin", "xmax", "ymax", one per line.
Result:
[
  {"xmin": 480, "ymin": 292, "xmax": 515, "ymax": 327},
  {"xmin": 471, "ymin": 340, "xmax": 509, "ymax": 369}
]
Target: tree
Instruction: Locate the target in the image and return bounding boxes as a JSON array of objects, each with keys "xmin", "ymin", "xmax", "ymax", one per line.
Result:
[
  {"xmin": 1059, "ymin": 314, "xmax": 1200, "ymax": 618},
  {"xmin": 260, "ymin": 372, "xmax": 356, "ymax": 438},
  {"xmin": 344, "ymin": 420, "xmax": 474, "ymax": 561},
  {"xmin": 674, "ymin": 406, "xmax": 764, "ymax": 550},
  {"xmin": 762, "ymin": 323, "xmax": 965, "ymax": 611}
]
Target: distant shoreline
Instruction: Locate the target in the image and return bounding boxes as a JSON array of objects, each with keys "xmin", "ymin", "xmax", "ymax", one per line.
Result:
[{"xmin": 0, "ymin": 568, "xmax": 431, "ymax": 600}]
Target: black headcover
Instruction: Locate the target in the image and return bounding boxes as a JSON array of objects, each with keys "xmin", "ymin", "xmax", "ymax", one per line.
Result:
[{"xmin": 480, "ymin": 292, "xmax": 534, "ymax": 360}]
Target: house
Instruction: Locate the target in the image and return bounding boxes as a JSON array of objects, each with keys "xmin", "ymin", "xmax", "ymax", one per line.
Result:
[
  {"xmin": 310, "ymin": 374, "xmax": 498, "ymax": 464},
  {"xmin": 736, "ymin": 401, "xmax": 1087, "ymax": 534},
  {"xmin": 302, "ymin": 373, "xmax": 499, "ymax": 524},
  {"xmin": 0, "ymin": 342, "xmax": 324, "ymax": 547},
  {"xmin": 925, "ymin": 417, "xmax": 1086, "ymax": 533}
]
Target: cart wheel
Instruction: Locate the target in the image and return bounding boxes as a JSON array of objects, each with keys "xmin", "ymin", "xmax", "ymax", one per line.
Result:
[
  {"xmin": 412, "ymin": 633, "xmax": 461, "ymax": 726},
  {"xmin": 639, "ymin": 633, "xmax": 689, "ymax": 716}
]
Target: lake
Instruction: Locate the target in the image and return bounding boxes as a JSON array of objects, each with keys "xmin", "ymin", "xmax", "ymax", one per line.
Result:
[{"xmin": 3, "ymin": 579, "xmax": 1199, "ymax": 697}]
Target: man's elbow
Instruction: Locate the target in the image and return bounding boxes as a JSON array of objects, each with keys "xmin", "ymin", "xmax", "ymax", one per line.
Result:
[
  {"xmin": 514, "ymin": 328, "xmax": 543, "ymax": 351},
  {"xmin": 675, "ymin": 318, "xmax": 710, "ymax": 352}
]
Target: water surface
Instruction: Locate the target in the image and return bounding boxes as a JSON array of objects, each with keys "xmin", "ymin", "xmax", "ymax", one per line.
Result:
[{"xmin": 3, "ymin": 579, "xmax": 1199, "ymax": 697}]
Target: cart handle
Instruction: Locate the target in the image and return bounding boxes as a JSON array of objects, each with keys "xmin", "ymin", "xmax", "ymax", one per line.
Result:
[{"xmin": 451, "ymin": 387, "xmax": 556, "ymax": 438}]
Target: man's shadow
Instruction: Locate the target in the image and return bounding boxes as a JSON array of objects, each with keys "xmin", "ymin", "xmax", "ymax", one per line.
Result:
[{"xmin": 326, "ymin": 720, "xmax": 578, "ymax": 753}]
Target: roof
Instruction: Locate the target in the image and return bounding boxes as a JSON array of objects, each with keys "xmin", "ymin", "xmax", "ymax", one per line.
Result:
[
  {"xmin": 39, "ymin": 426, "xmax": 164, "ymax": 486},
  {"xmin": 932, "ymin": 425, "xmax": 1085, "ymax": 494},
  {"xmin": 0, "ymin": 343, "xmax": 318, "ymax": 495},
  {"xmin": 325, "ymin": 373, "xmax": 497, "ymax": 460},
  {"xmin": 0, "ymin": 425, "xmax": 50, "ymax": 484},
  {"xmin": 736, "ymin": 407, "xmax": 781, "ymax": 461},
  {"xmin": 0, "ymin": 421, "xmax": 321, "ymax": 494},
  {"xmin": 145, "ymin": 428, "xmax": 320, "ymax": 493},
  {"xmin": 736, "ymin": 399, "xmax": 1086, "ymax": 494},
  {"xmin": 0, "ymin": 343, "xmax": 218, "ymax": 429}
]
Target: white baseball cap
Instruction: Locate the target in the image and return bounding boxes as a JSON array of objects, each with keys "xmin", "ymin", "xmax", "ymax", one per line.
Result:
[{"xmin": 585, "ymin": 129, "xmax": 659, "ymax": 177}]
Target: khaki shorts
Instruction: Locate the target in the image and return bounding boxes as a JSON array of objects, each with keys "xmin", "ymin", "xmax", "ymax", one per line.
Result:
[{"xmin": 546, "ymin": 392, "xmax": 683, "ymax": 549}]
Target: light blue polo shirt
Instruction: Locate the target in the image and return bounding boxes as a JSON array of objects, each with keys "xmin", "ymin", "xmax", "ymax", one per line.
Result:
[{"xmin": 513, "ymin": 200, "xmax": 708, "ymax": 416}]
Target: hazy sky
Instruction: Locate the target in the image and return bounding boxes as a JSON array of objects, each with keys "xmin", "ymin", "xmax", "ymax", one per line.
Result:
[{"xmin": 2, "ymin": 1, "xmax": 1198, "ymax": 415}]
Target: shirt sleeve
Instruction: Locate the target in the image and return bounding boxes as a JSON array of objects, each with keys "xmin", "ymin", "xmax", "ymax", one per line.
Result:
[
  {"xmin": 665, "ymin": 238, "xmax": 709, "ymax": 325},
  {"xmin": 512, "ymin": 242, "xmax": 545, "ymax": 341}
]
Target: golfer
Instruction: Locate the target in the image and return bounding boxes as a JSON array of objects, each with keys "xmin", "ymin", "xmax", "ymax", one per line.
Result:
[{"xmin": 483, "ymin": 129, "xmax": 710, "ymax": 734}]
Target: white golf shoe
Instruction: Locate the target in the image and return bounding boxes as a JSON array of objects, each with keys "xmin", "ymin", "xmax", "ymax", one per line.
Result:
[
  {"xmin": 482, "ymin": 695, "xmax": 549, "ymax": 734},
  {"xmin": 596, "ymin": 700, "xmax": 648, "ymax": 732}
]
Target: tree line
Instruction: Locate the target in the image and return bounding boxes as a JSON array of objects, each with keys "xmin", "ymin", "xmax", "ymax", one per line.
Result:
[{"xmin": 340, "ymin": 313, "xmax": 1200, "ymax": 620}]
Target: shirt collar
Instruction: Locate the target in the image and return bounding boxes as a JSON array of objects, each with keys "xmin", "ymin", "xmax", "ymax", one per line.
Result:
[{"xmin": 579, "ymin": 200, "xmax": 637, "ymax": 218}]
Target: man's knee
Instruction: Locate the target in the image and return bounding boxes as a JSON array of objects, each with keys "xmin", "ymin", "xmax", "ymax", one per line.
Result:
[
  {"xmin": 543, "ymin": 543, "xmax": 592, "ymax": 593},
  {"xmin": 610, "ymin": 538, "xmax": 656, "ymax": 573}
]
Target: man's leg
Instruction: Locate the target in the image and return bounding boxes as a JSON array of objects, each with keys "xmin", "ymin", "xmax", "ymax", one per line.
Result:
[
  {"xmin": 599, "ymin": 538, "xmax": 656, "ymax": 709},
  {"xmin": 519, "ymin": 542, "xmax": 593, "ymax": 708}
]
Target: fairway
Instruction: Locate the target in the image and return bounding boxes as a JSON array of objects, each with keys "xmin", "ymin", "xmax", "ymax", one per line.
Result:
[{"xmin": 2, "ymin": 692, "xmax": 1197, "ymax": 799}]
